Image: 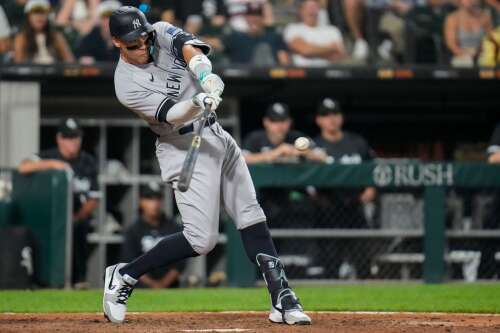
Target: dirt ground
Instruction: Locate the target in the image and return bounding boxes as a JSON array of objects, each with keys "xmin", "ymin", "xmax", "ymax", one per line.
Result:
[{"xmin": 1, "ymin": 312, "xmax": 500, "ymax": 333}]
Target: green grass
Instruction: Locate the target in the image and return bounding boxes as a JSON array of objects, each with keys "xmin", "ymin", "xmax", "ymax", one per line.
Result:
[{"xmin": 1, "ymin": 284, "xmax": 499, "ymax": 313}]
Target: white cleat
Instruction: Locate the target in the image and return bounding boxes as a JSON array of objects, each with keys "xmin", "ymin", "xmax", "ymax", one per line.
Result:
[
  {"xmin": 103, "ymin": 263, "xmax": 137, "ymax": 324},
  {"xmin": 268, "ymin": 289, "xmax": 312, "ymax": 325}
]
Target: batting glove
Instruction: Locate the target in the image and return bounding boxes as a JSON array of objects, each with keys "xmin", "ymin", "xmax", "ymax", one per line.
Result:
[
  {"xmin": 201, "ymin": 73, "xmax": 224, "ymax": 97},
  {"xmin": 192, "ymin": 92, "xmax": 222, "ymax": 112}
]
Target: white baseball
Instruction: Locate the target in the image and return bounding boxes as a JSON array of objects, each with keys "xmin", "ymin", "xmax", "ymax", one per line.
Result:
[{"xmin": 294, "ymin": 137, "xmax": 310, "ymax": 151}]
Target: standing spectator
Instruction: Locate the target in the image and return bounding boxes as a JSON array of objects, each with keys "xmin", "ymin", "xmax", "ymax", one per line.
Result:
[
  {"xmin": 444, "ymin": 0, "xmax": 493, "ymax": 66},
  {"xmin": 18, "ymin": 118, "xmax": 100, "ymax": 288},
  {"xmin": 13, "ymin": 0, "xmax": 75, "ymax": 64},
  {"xmin": 121, "ymin": 183, "xmax": 185, "ymax": 288},
  {"xmin": 313, "ymin": 98, "xmax": 376, "ymax": 279},
  {"xmin": 221, "ymin": 2, "xmax": 290, "ymax": 65},
  {"xmin": 284, "ymin": 0, "xmax": 345, "ymax": 66},
  {"xmin": 77, "ymin": 0, "xmax": 121, "ymax": 64}
]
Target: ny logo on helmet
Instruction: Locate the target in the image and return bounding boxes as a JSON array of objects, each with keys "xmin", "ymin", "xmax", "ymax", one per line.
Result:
[{"xmin": 132, "ymin": 18, "xmax": 142, "ymax": 29}]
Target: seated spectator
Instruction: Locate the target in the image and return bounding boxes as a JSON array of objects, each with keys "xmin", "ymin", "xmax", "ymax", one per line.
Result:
[
  {"xmin": 2, "ymin": 0, "xmax": 28, "ymax": 35},
  {"xmin": 284, "ymin": 0, "xmax": 345, "ymax": 66},
  {"xmin": 221, "ymin": 2, "xmax": 290, "ymax": 66},
  {"xmin": 444, "ymin": 0, "xmax": 493, "ymax": 67},
  {"xmin": 0, "ymin": 6, "xmax": 12, "ymax": 62},
  {"xmin": 121, "ymin": 183, "xmax": 184, "ymax": 288},
  {"xmin": 77, "ymin": 0, "xmax": 121, "ymax": 64},
  {"xmin": 478, "ymin": 26, "xmax": 500, "ymax": 66},
  {"xmin": 273, "ymin": 0, "xmax": 331, "ymax": 30},
  {"xmin": 243, "ymin": 102, "xmax": 326, "ymax": 164},
  {"xmin": 14, "ymin": 0, "xmax": 75, "ymax": 64}
]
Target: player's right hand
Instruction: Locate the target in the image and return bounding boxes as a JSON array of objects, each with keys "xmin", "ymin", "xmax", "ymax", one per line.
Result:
[{"xmin": 192, "ymin": 92, "xmax": 221, "ymax": 112}]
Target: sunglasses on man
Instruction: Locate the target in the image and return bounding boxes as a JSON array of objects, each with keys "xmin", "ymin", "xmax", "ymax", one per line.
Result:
[{"xmin": 125, "ymin": 34, "xmax": 153, "ymax": 51}]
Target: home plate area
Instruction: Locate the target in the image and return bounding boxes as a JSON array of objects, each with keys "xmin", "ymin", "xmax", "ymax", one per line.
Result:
[{"xmin": 1, "ymin": 312, "xmax": 500, "ymax": 333}]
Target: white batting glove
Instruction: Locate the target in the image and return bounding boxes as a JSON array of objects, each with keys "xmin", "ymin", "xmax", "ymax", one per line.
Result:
[
  {"xmin": 200, "ymin": 73, "xmax": 224, "ymax": 97},
  {"xmin": 192, "ymin": 92, "xmax": 222, "ymax": 112}
]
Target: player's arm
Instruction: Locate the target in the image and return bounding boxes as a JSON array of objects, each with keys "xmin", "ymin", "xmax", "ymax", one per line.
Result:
[
  {"xmin": 73, "ymin": 199, "xmax": 98, "ymax": 223},
  {"xmin": 17, "ymin": 158, "xmax": 68, "ymax": 174}
]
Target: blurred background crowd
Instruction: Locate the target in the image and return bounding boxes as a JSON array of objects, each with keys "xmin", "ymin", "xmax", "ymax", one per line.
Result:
[{"xmin": 1, "ymin": 0, "xmax": 500, "ymax": 67}]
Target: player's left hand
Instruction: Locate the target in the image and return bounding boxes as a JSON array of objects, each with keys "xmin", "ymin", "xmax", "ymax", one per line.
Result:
[
  {"xmin": 201, "ymin": 73, "xmax": 224, "ymax": 97},
  {"xmin": 193, "ymin": 92, "xmax": 222, "ymax": 112}
]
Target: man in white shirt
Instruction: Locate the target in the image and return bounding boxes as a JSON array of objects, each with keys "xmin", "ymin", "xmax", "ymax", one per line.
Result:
[{"xmin": 283, "ymin": 0, "xmax": 345, "ymax": 66}]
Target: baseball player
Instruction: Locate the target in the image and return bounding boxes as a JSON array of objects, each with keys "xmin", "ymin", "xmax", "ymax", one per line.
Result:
[{"xmin": 102, "ymin": 6, "xmax": 311, "ymax": 326}]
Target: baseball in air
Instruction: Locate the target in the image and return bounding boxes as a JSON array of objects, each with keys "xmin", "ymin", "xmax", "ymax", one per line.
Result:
[{"xmin": 294, "ymin": 137, "xmax": 310, "ymax": 151}]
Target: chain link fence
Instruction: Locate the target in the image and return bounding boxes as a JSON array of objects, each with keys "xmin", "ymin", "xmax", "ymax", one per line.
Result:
[{"xmin": 257, "ymin": 183, "xmax": 500, "ymax": 282}]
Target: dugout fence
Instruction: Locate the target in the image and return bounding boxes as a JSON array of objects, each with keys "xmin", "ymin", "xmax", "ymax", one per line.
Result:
[{"xmin": 226, "ymin": 161, "xmax": 500, "ymax": 285}]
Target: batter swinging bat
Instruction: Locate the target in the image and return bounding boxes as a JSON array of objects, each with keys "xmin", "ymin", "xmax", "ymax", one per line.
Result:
[{"xmin": 177, "ymin": 105, "xmax": 212, "ymax": 192}]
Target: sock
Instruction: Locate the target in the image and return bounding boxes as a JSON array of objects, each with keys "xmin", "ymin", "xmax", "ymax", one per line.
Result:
[
  {"xmin": 119, "ymin": 231, "xmax": 198, "ymax": 280},
  {"xmin": 240, "ymin": 222, "xmax": 278, "ymax": 264},
  {"xmin": 240, "ymin": 222, "xmax": 288, "ymax": 306}
]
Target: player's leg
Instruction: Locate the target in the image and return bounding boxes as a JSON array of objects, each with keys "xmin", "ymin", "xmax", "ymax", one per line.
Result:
[
  {"xmin": 103, "ymin": 135, "xmax": 224, "ymax": 323},
  {"xmin": 220, "ymin": 133, "xmax": 311, "ymax": 325}
]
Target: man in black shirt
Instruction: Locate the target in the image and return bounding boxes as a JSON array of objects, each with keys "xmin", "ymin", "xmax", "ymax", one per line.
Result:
[
  {"xmin": 121, "ymin": 183, "xmax": 184, "ymax": 288},
  {"xmin": 18, "ymin": 118, "xmax": 100, "ymax": 287},
  {"xmin": 243, "ymin": 102, "xmax": 324, "ymax": 164},
  {"xmin": 313, "ymin": 98, "xmax": 376, "ymax": 279},
  {"xmin": 242, "ymin": 102, "xmax": 325, "ymax": 278}
]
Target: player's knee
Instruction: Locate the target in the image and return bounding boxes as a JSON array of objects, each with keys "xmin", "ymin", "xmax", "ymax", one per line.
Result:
[{"xmin": 192, "ymin": 233, "xmax": 218, "ymax": 255}]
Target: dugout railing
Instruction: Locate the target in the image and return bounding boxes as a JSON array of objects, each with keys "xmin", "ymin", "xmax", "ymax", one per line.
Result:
[{"xmin": 226, "ymin": 161, "xmax": 500, "ymax": 286}]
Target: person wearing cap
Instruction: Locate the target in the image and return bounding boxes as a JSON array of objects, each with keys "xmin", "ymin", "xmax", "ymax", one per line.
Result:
[
  {"xmin": 121, "ymin": 183, "xmax": 185, "ymax": 288},
  {"xmin": 242, "ymin": 103, "xmax": 325, "ymax": 269},
  {"xmin": 219, "ymin": 2, "xmax": 290, "ymax": 66},
  {"xmin": 77, "ymin": 0, "xmax": 122, "ymax": 64},
  {"xmin": 13, "ymin": 0, "xmax": 75, "ymax": 64},
  {"xmin": 243, "ymin": 102, "xmax": 324, "ymax": 164},
  {"xmin": 18, "ymin": 118, "xmax": 100, "ymax": 287},
  {"xmin": 313, "ymin": 98, "xmax": 376, "ymax": 279}
]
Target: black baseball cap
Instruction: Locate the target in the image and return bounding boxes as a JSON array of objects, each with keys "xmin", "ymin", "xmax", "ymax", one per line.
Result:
[
  {"xmin": 58, "ymin": 118, "xmax": 83, "ymax": 138},
  {"xmin": 109, "ymin": 6, "xmax": 154, "ymax": 42},
  {"xmin": 140, "ymin": 182, "xmax": 163, "ymax": 199},
  {"xmin": 265, "ymin": 103, "xmax": 291, "ymax": 121},
  {"xmin": 317, "ymin": 98, "xmax": 342, "ymax": 116},
  {"xmin": 245, "ymin": 2, "xmax": 264, "ymax": 15}
]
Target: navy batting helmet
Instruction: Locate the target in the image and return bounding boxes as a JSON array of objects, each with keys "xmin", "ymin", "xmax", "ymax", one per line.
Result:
[{"xmin": 109, "ymin": 6, "xmax": 154, "ymax": 42}]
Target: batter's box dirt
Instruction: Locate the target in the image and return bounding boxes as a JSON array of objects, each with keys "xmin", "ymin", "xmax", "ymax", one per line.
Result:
[{"xmin": 1, "ymin": 312, "xmax": 500, "ymax": 333}]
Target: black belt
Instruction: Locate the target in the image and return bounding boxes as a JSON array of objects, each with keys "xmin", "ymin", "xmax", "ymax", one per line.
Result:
[{"xmin": 178, "ymin": 115, "xmax": 216, "ymax": 135}]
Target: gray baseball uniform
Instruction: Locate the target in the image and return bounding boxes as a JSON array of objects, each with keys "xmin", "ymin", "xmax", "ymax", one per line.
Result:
[{"xmin": 114, "ymin": 21, "xmax": 266, "ymax": 255}]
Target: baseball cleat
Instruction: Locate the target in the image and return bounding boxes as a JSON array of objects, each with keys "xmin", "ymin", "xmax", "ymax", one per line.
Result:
[
  {"xmin": 103, "ymin": 263, "xmax": 137, "ymax": 324},
  {"xmin": 268, "ymin": 288, "xmax": 312, "ymax": 325}
]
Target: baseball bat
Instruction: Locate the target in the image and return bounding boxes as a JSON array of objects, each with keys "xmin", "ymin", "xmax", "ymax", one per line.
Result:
[{"xmin": 177, "ymin": 105, "xmax": 211, "ymax": 192}]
